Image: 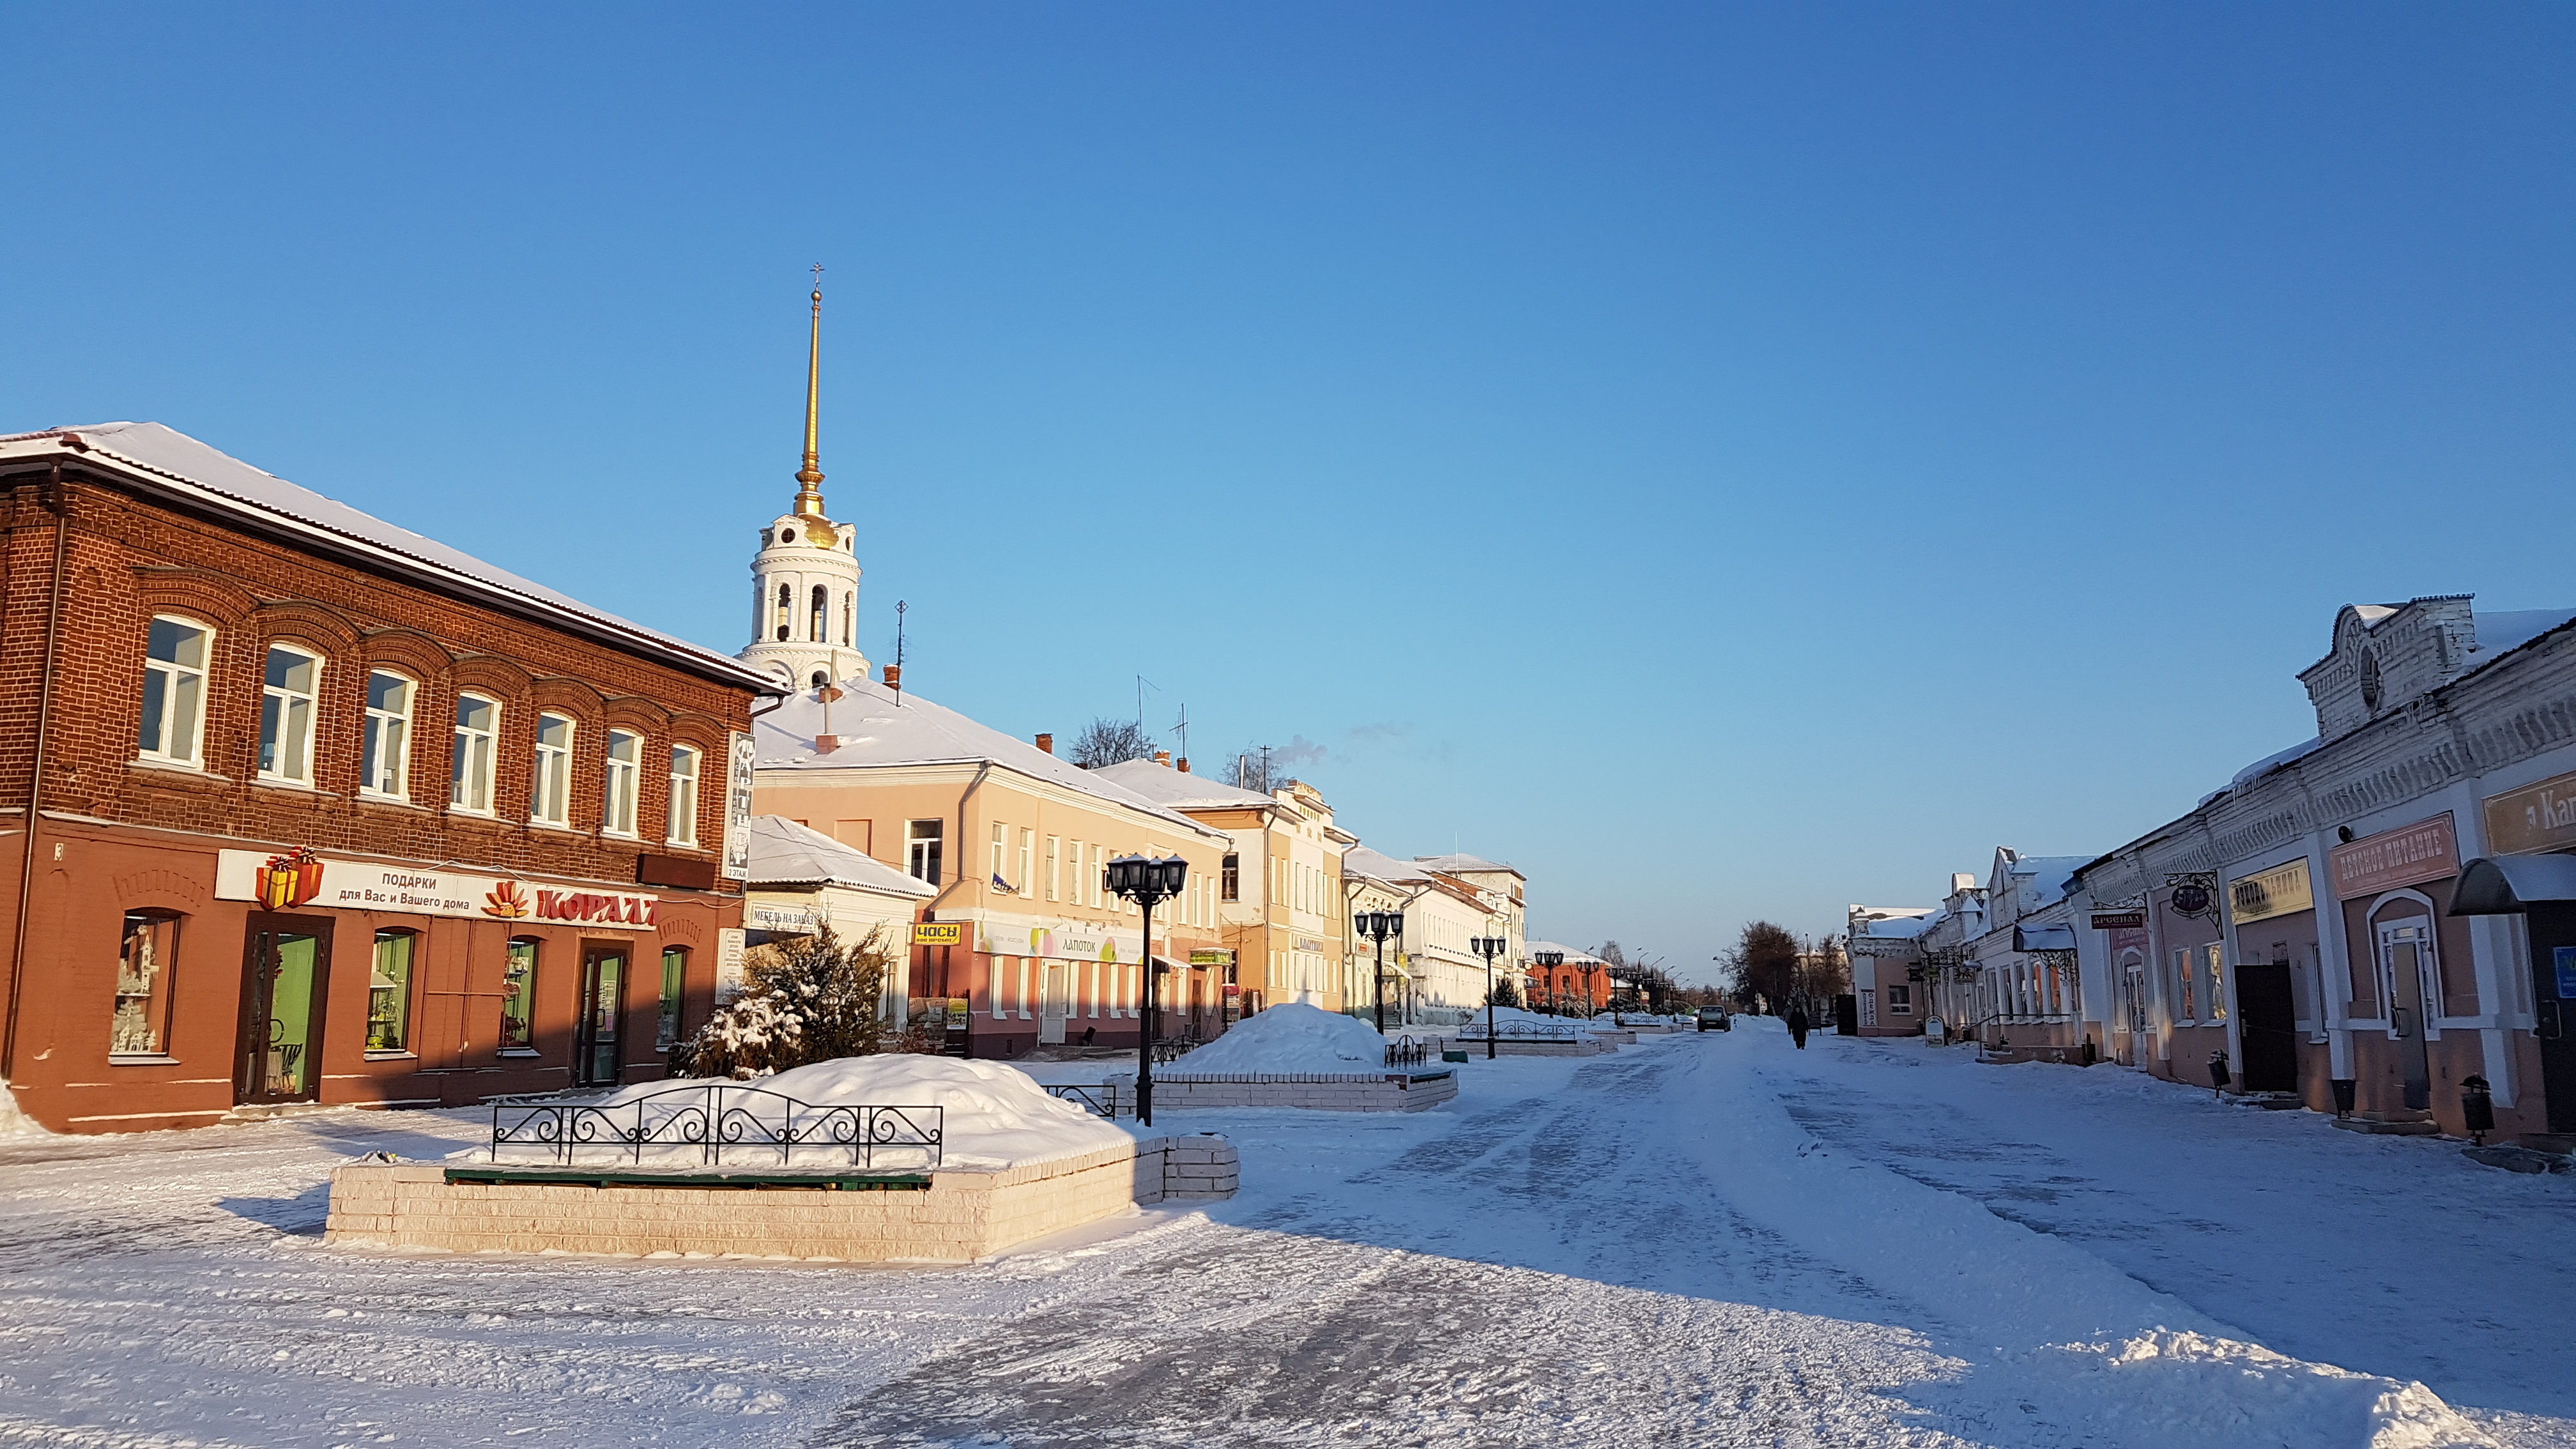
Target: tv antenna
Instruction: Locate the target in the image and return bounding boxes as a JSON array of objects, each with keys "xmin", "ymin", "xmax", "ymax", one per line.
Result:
[{"xmin": 893, "ymin": 600, "xmax": 907, "ymax": 705}]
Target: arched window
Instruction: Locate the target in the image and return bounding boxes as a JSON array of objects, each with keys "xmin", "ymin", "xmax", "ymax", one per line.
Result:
[
  {"xmin": 360, "ymin": 671, "xmax": 414, "ymax": 799},
  {"xmin": 809, "ymin": 585, "xmax": 828, "ymax": 642},
  {"xmin": 811, "ymin": 670, "xmax": 828, "ymax": 688},
  {"xmin": 531, "ymin": 712, "xmax": 574, "ymax": 825},
  {"xmin": 258, "ymin": 643, "xmax": 322, "ymax": 783},
  {"xmin": 774, "ymin": 581, "xmax": 792, "ymax": 642},
  {"xmin": 111, "ymin": 911, "xmax": 183, "ymax": 1056}
]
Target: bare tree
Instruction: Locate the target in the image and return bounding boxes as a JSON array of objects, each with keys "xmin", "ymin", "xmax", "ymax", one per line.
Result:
[
  {"xmin": 1225, "ymin": 744, "xmax": 1289, "ymax": 793},
  {"xmin": 1070, "ymin": 717, "xmax": 1153, "ymax": 769},
  {"xmin": 1717, "ymin": 921, "xmax": 1802, "ymax": 1013}
]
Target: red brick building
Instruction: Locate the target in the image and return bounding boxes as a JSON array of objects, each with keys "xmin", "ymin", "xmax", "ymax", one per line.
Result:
[{"xmin": 0, "ymin": 423, "xmax": 775, "ymax": 1133}]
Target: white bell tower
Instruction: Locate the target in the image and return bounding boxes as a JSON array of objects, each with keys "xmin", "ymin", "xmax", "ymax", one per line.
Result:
[{"xmin": 739, "ymin": 278, "xmax": 868, "ymax": 691}]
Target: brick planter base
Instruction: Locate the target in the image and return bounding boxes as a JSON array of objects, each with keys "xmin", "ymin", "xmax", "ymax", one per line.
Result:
[
  {"xmin": 1105, "ymin": 1070, "xmax": 1459, "ymax": 1112},
  {"xmin": 323, "ymin": 1133, "xmax": 1236, "ymax": 1263},
  {"xmin": 1445, "ymin": 1038, "xmax": 1606, "ymax": 1057}
]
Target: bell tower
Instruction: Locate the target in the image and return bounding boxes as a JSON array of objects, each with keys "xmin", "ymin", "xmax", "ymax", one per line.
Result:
[{"xmin": 739, "ymin": 274, "xmax": 868, "ymax": 690}]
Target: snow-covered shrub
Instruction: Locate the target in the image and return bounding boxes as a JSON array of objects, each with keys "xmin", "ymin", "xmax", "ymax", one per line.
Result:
[{"xmin": 667, "ymin": 925, "xmax": 904, "ymax": 1080}]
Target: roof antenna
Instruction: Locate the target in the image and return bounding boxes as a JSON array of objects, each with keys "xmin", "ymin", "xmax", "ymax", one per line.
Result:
[
  {"xmin": 1171, "ymin": 703, "xmax": 1190, "ymax": 763},
  {"xmin": 893, "ymin": 599, "xmax": 907, "ymax": 706}
]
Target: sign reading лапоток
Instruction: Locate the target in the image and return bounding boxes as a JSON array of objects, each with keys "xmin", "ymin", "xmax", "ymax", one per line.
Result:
[
  {"xmin": 2328, "ymin": 815, "xmax": 2458, "ymax": 900},
  {"xmin": 2228, "ymin": 858, "xmax": 2315, "ymax": 925},
  {"xmin": 2485, "ymin": 768, "xmax": 2576, "ymax": 857}
]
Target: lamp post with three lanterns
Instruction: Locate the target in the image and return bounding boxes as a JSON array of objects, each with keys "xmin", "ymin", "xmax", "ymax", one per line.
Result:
[
  {"xmin": 1469, "ymin": 935, "xmax": 1511, "ymax": 1059},
  {"xmin": 1354, "ymin": 910, "xmax": 1404, "ymax": 1032},
  {"xmin": 1106, "ymin": 853, "xmax": 1188, "ymax": 1127},
  {"xmin": 1533, "ymin": 949, "xmax": 1565, "ymax": 1017}
]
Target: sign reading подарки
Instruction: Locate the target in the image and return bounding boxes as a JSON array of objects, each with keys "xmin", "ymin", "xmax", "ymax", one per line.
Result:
[{"xmin": 215, "ymin": 849, "xmax": 661, "ymax": 930}]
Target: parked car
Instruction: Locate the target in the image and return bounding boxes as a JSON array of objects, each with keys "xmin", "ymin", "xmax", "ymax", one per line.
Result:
[{"xmin": 1696, "ymin": 1006, "xmax": 1732, "ymax": 1032}]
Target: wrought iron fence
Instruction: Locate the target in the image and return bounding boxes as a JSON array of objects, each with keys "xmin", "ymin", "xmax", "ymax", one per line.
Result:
[
  {"xmin": 1044, "ymin": 1083, "xmax": 1118, "ymax": 1118},
  {"xmin": 1454, "ymin": 1020, "xmax": 1582, "ymax": 1041},
  {"xmin": 488, "ymin": 1084, "xmax": 943, "ymax": 1171},
  {"xmin": 1153, "ymin": 1038, "xmax": 1198, "ymax": 1065},
  {"xmin": 1385, "ymin": 1036, "xmax": 1429, "ymax": 1067}
]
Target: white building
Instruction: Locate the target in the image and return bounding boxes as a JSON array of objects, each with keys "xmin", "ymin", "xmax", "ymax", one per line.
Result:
[{"xmin": 741, "ymin": 815, "xmax": 937, "ymax": 1018}]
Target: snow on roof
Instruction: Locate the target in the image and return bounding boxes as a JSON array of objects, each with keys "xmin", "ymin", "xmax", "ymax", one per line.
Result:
[
  {"xmin": 1413, "ymin": 852, "xmax": 1522, "ymax": 878},
  {"xmin": 756, "ymin": 675, "xmax": 1225, "ymax": 842},
  {"xmin": 2005, "ymin": 855, "xmax": 2092, "ymax": 908},
  {"xmin": 1525, "ymin": 939, "xmax": 1607, "ymax": 965},
  {"xmin": 746, "ymin": 816, "xmax": 937, "ymax": 898},
  {"xmin": 2472, "ymin": 608, "xmax": 2576, "ymax": 660},
  {"xmin": 1091, "ymin": 758, "xmax": 1279, "ymax": 811},
  {"xmin": 1344, "ymin": 846, "xmax": 1437, "ymax": 884},
  {"xmin": 2232, "ymin": 737, "xmax": 2323, "ymax": 789},
  {"xmin": 1859, "ymin": 913, "xmax": 1935, "ymax": 940},
  {"xmin": 0, "ymin": 422, "xmax": 773, "ymax": 691}
]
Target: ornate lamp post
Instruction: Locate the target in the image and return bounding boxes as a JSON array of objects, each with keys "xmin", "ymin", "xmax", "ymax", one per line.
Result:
[
  {"xmin": 1469, "ymin": 935, "xmax": 1510, "ymax": 1059},
  {"xmin": 1107, "ymin": 853, "xmax": 1188, "ymax": 1127},
  {"xmin": 1354, "ymin": 910, "xmax": 1404, "ymax": 1032},
  {"xmin": 1533, "ymin": 949, "xmax": 1564, "ymax": 1016}
]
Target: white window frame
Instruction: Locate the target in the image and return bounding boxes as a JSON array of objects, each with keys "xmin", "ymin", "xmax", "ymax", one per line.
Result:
[
  {"xmin": 1045, "ymin": 836, "xmax": 1061, "ymax": 903},
  {"xmin": 451, "ymin": 693, "xmax": 500, "ymax": 815},
  {"xmin": 1018, "ymin": 829, "xmax": 1034, "ymax": 898},
  {"xmin": 666, "ymin": 744, "xmax": 702, "ymax": 846},
  {"xmin": 602, "ymin": 728, "xmax": 642, "ymax": 838},
  {"xmin": 360, "ymin": 670, "xmax": 415, "ymax": 800},
  {"xmin": 531, "ymin": 712, "xmax": 575, "ymax": 827},
  {"xmin": 257, "ymin": 643, "xmax": 323, "ymax": 785},
  {"xmin": 137, "ymin": 615, "xmax": 211, "ymax": 767}
]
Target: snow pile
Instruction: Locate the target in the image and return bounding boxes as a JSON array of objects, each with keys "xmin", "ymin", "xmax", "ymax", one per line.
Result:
[
  {"xmin": 1179, "ymin": 1003, "xmax": 1389, "ymax": 1074},
  {"xmin": 588, "ymin": 1055, "xmax": 1132, "ymax": 1170},
  {"xmin": 0, "ymin": 1079, "xmax": 50, "ymax": 1137},
  {"xmin": 2007, "ymin": 1329, "xmax": 2497, "ymax": 1448}
]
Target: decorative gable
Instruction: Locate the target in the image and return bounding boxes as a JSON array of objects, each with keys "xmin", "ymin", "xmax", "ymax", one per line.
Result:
[{"xmin": 2297, "ymin": 596, "xmax": 2476, "ymax": 742}]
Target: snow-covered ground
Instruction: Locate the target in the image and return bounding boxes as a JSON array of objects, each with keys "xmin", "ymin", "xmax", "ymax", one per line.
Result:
[{"xmin": 2, "ymin": 1027, "xmax": 2570, "ymax": 1446}]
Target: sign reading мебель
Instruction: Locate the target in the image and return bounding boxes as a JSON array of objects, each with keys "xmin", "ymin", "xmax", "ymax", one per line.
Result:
[
  {"xmin": 2327, "ymin": 814, "xmax": 2459, "ymax": 900},
  {"xmin": 2485, "ymin": 767, "xmax": 2576, "ymax": 857},
  {"xmin": 2228, "ymin": 858, "xmax": 2315, "ymax": 925},
  {"xmin": 719, "ymin": 730, "xmax": 756, "ymax": 882},
  {"xmin": 215, "ymin": 850, "xmax": 661, "ymax": 930}
]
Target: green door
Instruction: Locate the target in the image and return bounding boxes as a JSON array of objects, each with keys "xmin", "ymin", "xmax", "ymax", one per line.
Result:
[
  {"xmin": 576, "ymin": 946, "xmax": 626, "ymax": 1087},
  {"xmin": 239, "ymin": 916, "xmax": 332, "ymax": 1103}
]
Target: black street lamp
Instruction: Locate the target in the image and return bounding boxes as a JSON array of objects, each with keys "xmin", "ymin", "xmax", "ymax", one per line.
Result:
[
  {"xmin": 1469, "ymin": 935, "xmax": 1510, "ymax": 1059},
  {"xmin": 1533, "ymin": 949, "xmax": 1564, "ymax": 1017},
  {"xmin": 1354, "ymin": 910, "xmax": 1404, "ymax": 1032},
  {"xmin": 1106, "ymin": 853, "xmax": 1188, "ymax": 1128}
]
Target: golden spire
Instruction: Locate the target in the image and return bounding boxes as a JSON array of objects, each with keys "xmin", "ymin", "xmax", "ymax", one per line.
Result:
[{"xmin": 793, "ymin": 264, "xmax": 827, "ymax": 519}]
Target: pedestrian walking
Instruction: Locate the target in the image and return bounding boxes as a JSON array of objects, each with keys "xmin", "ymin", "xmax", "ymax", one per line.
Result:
[{"xmin": 1787, "ymin": 1004, "xmax": 1811, "ymax": 1050}]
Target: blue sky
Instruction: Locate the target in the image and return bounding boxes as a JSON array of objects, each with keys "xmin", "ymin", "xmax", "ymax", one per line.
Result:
[{"xmin": 7, "ymin": 4, "xmax": 2571, "ymax": 984}]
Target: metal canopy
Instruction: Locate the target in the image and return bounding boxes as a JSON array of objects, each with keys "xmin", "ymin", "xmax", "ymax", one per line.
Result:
[{"xmin": 2449, "ymin": 854, "xmax": 2576, "ymax": 915}]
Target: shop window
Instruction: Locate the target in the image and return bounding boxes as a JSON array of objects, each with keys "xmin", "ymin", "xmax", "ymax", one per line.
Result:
[
  {"xmin": 500, "ymin": 938, "xmax": 538, "ymax": 1050},
  {"xmin": 111, "ymin": 912, "xmax": 182, "ymax": 1055},
  {"xmin": 667, "ymin": 745, "xmax": 701, "ymax": 845},
  {"xmin": 906, "ymin": 819, "xmax": 942, "ymax": 885},
  {"xmin": 530, "ymin": 712, "xmax": 574, "ymax": 825},
  {"xmin": 602, "ymin": 728, "xmax": 641, "ymax": 837},
  {"xmin": 1221, "ymin": 854, "xmax": 1239, "ymax": 901},
  {"xmin": 137, "ymin": 616, "xmax": 210, "ymax": 765},
  {"xmin": 360, "ymin": 671, "xmax": 413, "ymax": 799},
  {"xmin": 1887, "ymin": 983, "xmax": 1910, "ymax": 1015},
  {"xmin": 368, "ymin": 930, "xmax": 416, "ymax": 1052},
  {"xmin": 258, "ymin": 644, "xmax": 322, "ymax": 784},
  {"xmin": 452, "ymin": 694, "xmax": 498, "ymax": 813},
  {"xmin": 2172, "ymin": 947, "xmax": 2198, "ymax": 1022},
  {"xmin": 2204, "ymin": 944, "xmax": 2227, "ymax": 1022},
  {"xmin": 657, "ymin": 947, "xmax": 687, "ymax": 1051}
]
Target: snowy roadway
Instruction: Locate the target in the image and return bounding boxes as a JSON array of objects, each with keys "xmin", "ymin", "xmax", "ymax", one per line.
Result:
[{"xmin": 3, "ymin": 1022, "xmax": 2571, "ymax": 1448}]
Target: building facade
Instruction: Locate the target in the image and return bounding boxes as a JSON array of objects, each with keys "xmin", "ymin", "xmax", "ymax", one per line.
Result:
[{"xmin": 0, "ymin": 423, "xmax": 769, "ymax": 1133}]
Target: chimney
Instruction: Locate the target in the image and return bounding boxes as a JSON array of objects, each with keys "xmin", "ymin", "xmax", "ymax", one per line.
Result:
[
  {"xmin": 1154, "ymin": 750, "xmax": 1172, "ymax": 767},
  {"xmin": 882, "ymin": 663, "xmax": 901, "ymax": 689},
  {"xmin": 814, "ymin": 733, "xmax": 839, "ymax": 754},
  {"xmin": 1035, "ymin": 733, "xmax": 1054, "ymax": 755},
  {"xmin": 1177, "ymin": 757, "xmax": 1190, "ymax": 773}
]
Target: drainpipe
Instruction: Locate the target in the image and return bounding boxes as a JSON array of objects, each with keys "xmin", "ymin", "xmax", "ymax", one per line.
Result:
[{"xmin": 2, "ymin": 463, "xmax": 72, "ymax": 1081}]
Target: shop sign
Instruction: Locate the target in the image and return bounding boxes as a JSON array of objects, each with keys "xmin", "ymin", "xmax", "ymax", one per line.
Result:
[
  {"xmin": 2168, "ymin": 884, "xmax": 2213, "ymax": 917},
  {"xmin": 969, "ymin": 917, "xmax": 1139, "ymax": 962},
  {"xmin": 2556, "ymin": 946, "xmax": 2576, "ymax": 1001},
  {"xmin": 215, "ymin": 850, "xmax": 659, "ymax": 930},
  {"xmin": 747, "ymin": 903, "xmax": 823, "ymax": 935},
  {"xmin": 2329, "ymin": 814, "xmax": 2458, "ymax": 900},
  {"xmin": 2483, "ymin": 769, "xmax": 2576, "ymax": 857},
  {"xmin": 1294, "ymin": 937, "xmax": 1325, "ymax": 954},
  {"xmin": 2089, "ymin": 910, "xmax": 2147, "ymax": 931},
  {"xmin": 715, "ymin": 928, "xmax": 747, "ymax": 995},
  {"xmin": 2228, "ymin": 859, "xmax": 2314, "ymax": 925},
  {"xmin": 1188, "ymin": 948, "xmax": 1234, "ymax": 967},
  {"xmin": 719, "ymin": 730, "xmax": 756, "ymax": 882},
  {"xmin": 912, "ymin": 921, "xmax": 964, "ymax": 946}
]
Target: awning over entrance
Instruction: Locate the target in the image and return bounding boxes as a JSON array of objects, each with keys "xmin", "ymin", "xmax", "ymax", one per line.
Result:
[
  {"xmin": 2449, "ymin": 854, "xmax": 2576, "ymax": 915},
  {"xmin": 2014, "ymin": 923, "xmax": 2077, "ymax": 952}
]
